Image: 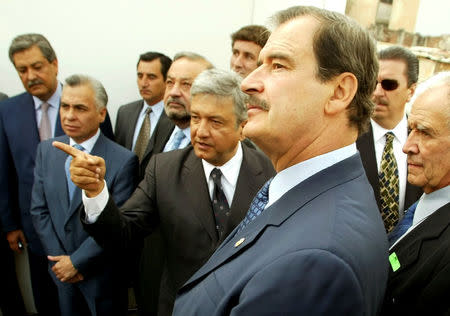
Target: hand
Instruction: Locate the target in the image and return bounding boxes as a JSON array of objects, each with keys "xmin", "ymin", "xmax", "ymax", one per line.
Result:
[
  {"xmin": 48, "ymin": 255, "xmax": 79, "ymax": 282},
  {"xmin": 6, "ymin": 229, "xmax": 27, "ymax": 253},
  {"xmin": 53, "ymin": 141, "xmax": 106, "ymax": 197},
  {"xmin": 66, "ymin": 272, "xmax": 85, "ymax": 284}
]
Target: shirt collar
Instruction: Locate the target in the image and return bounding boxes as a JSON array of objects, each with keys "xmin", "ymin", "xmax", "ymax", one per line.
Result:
[
  {"xmin": 142, "ymin": 99, "xmax": 164, "ymax": 117},
  {"xmin": 371, "ymin": 116, "xmax": 408, "ymax": 144},
  {"xmin": 33, "ymin": 83, "xmax": 62, "ymax": 110},
  {"xmin": 69, "ymin": 129, "xmax": 100, "ymax": 154},
  {"xmin": 413, "ymin": 186, "xmax": 450, "ymax": 225},
  {"xmin": 202, "ymin": 142, "xmax": 243, "ymax": 185}
]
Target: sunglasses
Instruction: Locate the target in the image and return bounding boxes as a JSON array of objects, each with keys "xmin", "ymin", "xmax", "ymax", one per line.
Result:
[{"xmin": 377, "ymin": 79, "xmax": 399, "ymax": 91}]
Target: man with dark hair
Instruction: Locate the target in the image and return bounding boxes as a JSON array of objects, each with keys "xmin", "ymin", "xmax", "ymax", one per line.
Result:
[
  {"xmin": 31, "ymin": 74, "xmax": 138, "ymax": 316},
  {"xmin": 357, "ymin": 45, "xmax": 422, "ymax": 233},
  {"xmin": 173, "ymin": 6, "xmax": 388, "ymax": 315},
  {"xmin": 230, "ymin": 25, "xmax": 270, "ymax": 78},
  {"xmin": 115, "ymin": 52, "xmax": 172, "ymax": 179},
  {"xmin": 0, "ymin": 33, "xmax": 114, "ymax": 316}
]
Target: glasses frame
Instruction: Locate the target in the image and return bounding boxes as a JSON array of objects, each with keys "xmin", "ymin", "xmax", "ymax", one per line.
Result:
[{"xmin": 378, "ymin": 79, "xmax": 399, "ymax": 91}]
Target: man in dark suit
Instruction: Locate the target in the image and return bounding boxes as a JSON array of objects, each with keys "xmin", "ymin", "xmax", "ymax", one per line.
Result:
[
  {"xmin": 0, "ymin": 33, "xmax": 114, "ymax": 316},
  {"xmin": 381, "ymin": 72, "xmax": 450, "ymax": 315},
  {"xmin": 115, "ymin": 52, "xmax": 172, "ymax": 179},
  {"xmin": 171, "ymin": 6, "xmax": 389, "ymax": 315},
  {"xmin": 0, "ymin": 92, "xmax": 7, "ymax": 101},
  {"xmin": 30, "ymin": 74, "xmax": 138, "ymax": 316},
  {"xmin": 55, "ymin": 68, "xmax": 275, "ymax": 315},
  {"xmin": 357, "ymin": 46, "xmax": 422, "ymax": 232}
]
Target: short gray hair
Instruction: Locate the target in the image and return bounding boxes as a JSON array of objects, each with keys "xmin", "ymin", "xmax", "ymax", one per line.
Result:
[
  {"xmin": 64, "ymin": 74, "xmax": 108, "ymax": 110},
  {"xmin": 190, "ymin": 68, "xmax": 248, "ymax": 126},
  {"xmin": 9, "ymin": 33, "xmax": 57, "ymax": 64},
  {"xmin": 173, "ymin": 51, "xmax": 214, "ymax": 69}
]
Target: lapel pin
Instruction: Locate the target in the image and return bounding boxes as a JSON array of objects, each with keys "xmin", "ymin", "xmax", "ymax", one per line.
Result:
[{"xmin": 234, "ymin": 237, "xmax": 245, "ymax": 248}]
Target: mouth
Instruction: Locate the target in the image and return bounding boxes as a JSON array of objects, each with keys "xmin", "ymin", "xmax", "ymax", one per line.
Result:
[{"xmin": 195, "ymin": 141, "xmax": 212, "ymax": 150}]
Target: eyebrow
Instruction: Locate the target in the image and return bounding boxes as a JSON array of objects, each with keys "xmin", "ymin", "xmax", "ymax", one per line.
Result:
[{"xmin": 259, "ymin": 52, "xmax": 295, "ymax": 66}]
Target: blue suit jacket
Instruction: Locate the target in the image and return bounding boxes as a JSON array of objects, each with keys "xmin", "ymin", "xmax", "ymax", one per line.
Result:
[
  {"xmin": 30, "ymin": 134, "xmax": 138, "ymax": 302},
  {"xmin": 174, "ymin": 154, "xmax": 389, "ymax": 316},
  {"xmin": 0, "ymin": 92, "xmax": 114, "ymax": 254}
]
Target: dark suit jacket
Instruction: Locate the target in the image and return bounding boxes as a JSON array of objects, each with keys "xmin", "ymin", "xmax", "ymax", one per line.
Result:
[
  {"xmin": 381, "ymin": 201, "xmax": 450, "ymax": 316},
  {"xmin": 83, "ymin": 144, "xmax": 275, "ymax": 315},
  {"xmin": 173, "ymin": 154, "xmax": 389, "ymax": 316},
  {"xmin": 0, "ymin": 91, "xmax": 114, "ymax": 255},
  {"xmin": 0, "ymin": 93, "xmax": 7, "ymax": 101},
  {"xmin": 356, "ymin": 124, "xmax": 422, "ymax": 213},
  {"xmin": 115, "ymin": 100, "xmax": 174, "ymax": 180},
  {"xmin": 30, "ymin": 134, "xmax": 138, "ymax": 315}
]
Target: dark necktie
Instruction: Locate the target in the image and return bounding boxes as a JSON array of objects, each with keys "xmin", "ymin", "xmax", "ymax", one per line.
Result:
[
  {"xmin": 134, "ymin": 107, "xmax": 152, "ymax": 161},
  {"xmin": 39, "ymin": 102, "xmax": 51, "ymax": 141},
  {"xmin": 388, "ymin": 201, "xmax": 419, "ymax": 246},
  {"xmin": 211, "ymin": 168, "xmax": 230, "ymax": 237},
  {"xmin": 65, "ymin": 144, "xmax": 84, "ymax": 201},
  {"xmin": 237, "ymin": 178, "xmax": 273, "ymax": 233},
  {"xmin": 379, "ymin": 132, "xmax": 400, "ymax": 232}
]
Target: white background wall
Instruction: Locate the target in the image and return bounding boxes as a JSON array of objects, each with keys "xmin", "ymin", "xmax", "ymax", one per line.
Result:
[{"xmin": 0, "ymin": 0, "xmax": 345, "ymax": 126}]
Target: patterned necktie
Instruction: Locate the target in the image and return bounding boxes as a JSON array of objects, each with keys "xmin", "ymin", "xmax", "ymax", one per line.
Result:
[
  {"xmin": 39, "ymin": 102, "xmax": 51, "ymax": 141},
  {"xmin": 211, "ymin": 168, "xmax": 230, "ymax": 237},
  {"xmin": 65, "ymin": 144, "xmax": 84, "ymax": 201},
  {"xmin": 169, "ymin": 130, "xmax": 186, "ymax": 151},
  {"xmin": 237, "ymin": 178, "xmax": 273, "ymax": 233},
  {"xmin": 134, "ymin": 107, "xmax": 152, "ymax": 162},
  {"xmin": 379, "ymin": 132, "xmax": 400, "ymax": 232},
  {"xmin": 388, "ymin": 201, "xmax": 418, "ymax": 246}
]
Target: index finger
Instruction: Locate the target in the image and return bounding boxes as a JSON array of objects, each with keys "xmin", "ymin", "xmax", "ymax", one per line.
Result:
[{"xmin": 52, "ymin": 141, "xmax": 82, "ymax": 157}]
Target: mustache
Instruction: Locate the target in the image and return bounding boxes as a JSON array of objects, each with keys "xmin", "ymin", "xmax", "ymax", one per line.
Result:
[
  {"xmin": 372, "ymin": 97, "xmax": 388, "ymax": 106},
  {"xmin": 166, "ymin": 96, "xmax": 186, "ymax": 107},
  {"xmin": 247, "ymin": 96, "xmax": 270, "ymax": 111},
  {"xmin": 27, "ymin": 79, "xmax": 44, "ymax": 88}
]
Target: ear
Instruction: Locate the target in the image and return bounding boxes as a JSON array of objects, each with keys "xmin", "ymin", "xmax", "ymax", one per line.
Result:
[
  {"xmin": 98, "ymin": 107, "xmax": 107, "ymax": 123},
  {"xmin": 238, "ymin": 120, "xmax": 247, "ymax": 141},
  {"xmin": 406, "ymin": 82, "xmax": 417, "ymax": 102},
  {"xmin": 324, "ymin": 72, "xmax": 358, "ymax": 115},
  {"xmin": 52, "ymin": 58, "xmax": 59, "ymax": 75}
]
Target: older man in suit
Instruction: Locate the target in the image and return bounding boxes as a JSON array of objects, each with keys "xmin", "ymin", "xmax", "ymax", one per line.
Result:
[
  {"xmin": 55, "ymin": 68, "xmax": 275, "ymax": 315},
  {"xmin": 0, "ymin": 33, "xmax": 114, "ymax": 316},
  {"xmin": 381, "ymin": 72, "xmax": 450, "ymax": 315},
  {"xmin": 31, "ymin": 74, "xmax": 138, "ymax": 316}
]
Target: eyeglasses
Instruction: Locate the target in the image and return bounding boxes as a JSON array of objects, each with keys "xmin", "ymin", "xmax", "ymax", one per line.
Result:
[{"xmin": 377, "ymin": 79, "xmax": 399, "ymax": 91}]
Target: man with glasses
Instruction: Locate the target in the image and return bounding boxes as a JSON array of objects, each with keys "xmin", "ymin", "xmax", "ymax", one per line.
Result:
[{"xmin": 357, "ymin": 45, "xmax": 422, "ymax": 233}]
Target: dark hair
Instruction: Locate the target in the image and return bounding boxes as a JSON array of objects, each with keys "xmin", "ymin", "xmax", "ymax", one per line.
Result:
[
  {"xmin": 273, "ymin": 6, "xmax": 379, "ymax": 135},
  {"xmin": 231, "ymin": 25, "xmax": 270, "ymax": 48},
  {"xmin": 378, "ymin": 46, "xmax": 419, "ymax": 87},
  {"xmin": 9, "ymin": 33, "xmax": 57, "ymax": 64},
  {"xmin": 137, "ymin": 52, "xmax": 172, "ymax": 81}
]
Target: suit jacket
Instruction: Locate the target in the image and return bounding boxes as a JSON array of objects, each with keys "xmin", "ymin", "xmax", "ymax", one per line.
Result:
[
  {"xmin": 30, "ymin": 133, "xmax": 138, "ymax": 314},
  {"xmin": 173, "ymin": 154, "xmax": 389, "ymax": 316},
  {"xmin": 356, "ymin": 124, "xmax": 422, "ymax": 213},
  {"xmin": 0, "ymin": 92, "xmax": 114, "ymax": 255},
  {"xmin": 381, "ymin": 202, "xmax": 450, "ymax": 316},
  {"xmin": 83, "ymin": 144, "xmax": 275, "ymax": 315},
  {"xmin": 115, "ymin": 100, "xmax": 174, "ymax": 180},
  {"xmin": 0, "ymin": 92, "xmax": 7, "ymax": 101}
]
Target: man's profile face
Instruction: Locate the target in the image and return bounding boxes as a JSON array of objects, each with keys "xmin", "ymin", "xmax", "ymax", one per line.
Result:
[
  {"xmin": 190, "ymin": 94, "xmax": 243, "ymax": 166},
  {"xmin": 60, "ymin": 84, "xmax": 106, "ymax": 143},
  {"xmin": 13, "ymin": 45, "xmax": 59, "ymax": 101},
  {"xmin": 372, "ymin": 59, "xmax": 415, "ymax": 129},
  {"xmin": 403, "ymin": 84, "xmax": 450, "ymax": 194},
  {"xmin": 137, "ymin": 59, "xmax": 166, "ymax": 105},
  {"xmin": 230, "ymin": 40, "xmax": 262, "ymax": 78}
]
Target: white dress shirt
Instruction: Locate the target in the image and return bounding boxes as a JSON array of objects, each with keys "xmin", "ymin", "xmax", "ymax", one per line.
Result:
[
  {"xmin": 69, "ymin": 129, "xmax": 100, "ymax": 153},
  {"xmin": 371, "ymin": 117, "xmax": 408, "ymax": 213},
  {"xmin": 33, "ymin": 83, "xmax": 62, "ymax": 137},
  {"xmin": 163, "ymin": 126, "xmax": 191, "ymax": 152},
  {"xmin": 131, "ymin": 100, "xmax": 164, "ymax": 151}
]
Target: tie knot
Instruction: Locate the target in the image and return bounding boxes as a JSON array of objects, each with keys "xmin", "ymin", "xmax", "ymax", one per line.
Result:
[
  {"xmin": 145, "ymin": 107, "xmax": 152, "ymax": 116},
  {"xmin": 211, "ymin": 168, "xmax": 222, "ymax": 185},
  {"xmin": 385, "ymin": 132, "xmax": 395, "ymax": 144},
  {"xmin": 73, "ymin": 143, "xmax": 84, "ymax": 151},
  {"xmin": 41, "ymin": 102, "xmax": 49, "ymax": 112}
]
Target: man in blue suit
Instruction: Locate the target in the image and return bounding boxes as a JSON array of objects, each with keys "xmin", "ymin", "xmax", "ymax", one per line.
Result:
[
  {"xmin": 171, "ymin": 6, "xmax": 389, "ymax": 315},
  {"xmin": 0, "ymin": 33, "xmax": 114, "ymax": 315},
  {"xmin": 30, "ymin": 74, "xmax": 138, "ymax": 316}
]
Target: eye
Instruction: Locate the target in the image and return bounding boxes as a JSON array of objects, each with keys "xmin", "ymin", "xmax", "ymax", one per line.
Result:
[
  {"xmin": 272, "ymin": 63, "xmax": 285, "ymax": 70},
  {"xmin": 166, "ymin": 79, "xmax": 173, "ymax": 86}
]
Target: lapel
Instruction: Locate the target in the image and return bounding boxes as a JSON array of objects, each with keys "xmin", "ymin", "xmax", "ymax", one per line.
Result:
[
  {"xmin": 182, "ymin": 149, "xmax": 218, "ymax": 243},
  {"xmin": 183, "ymin": 154, "xmax": 365, "ymax": 287},
  {"xmin": 54, "ymin": 136, "xmax": 71, "ymax": 213},
  {"xmin": 22, "ymin": 93, "xmax": 41, "ymax": 144},
  {"xmin": 143, "ymin": 111, "xmax": 175, "ymax": 160},
  {"xmin": 126, "ymin": 101, "xmax": 144, "ymax": 149},
  {"xmin": 389, "ymin": 202, "xmax": 450, "ymax": 277},
  {"xmin": 55, "ymin": 110, "xmax": 64, "ymax": 136}
]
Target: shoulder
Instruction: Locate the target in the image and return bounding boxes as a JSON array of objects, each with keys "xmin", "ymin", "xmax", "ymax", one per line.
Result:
[
  {"xmin": 102, "ymin": 135, "xmax": 136, "ymax": 159},
  {"xmin": 118, "ymin": 100, "xmax": 142, "ymax": 113},
  {"xmin": 242, "ymin": 144, "xmax": 273, "ymax": 169},
  {"xmin": 0, "ymin": 92, "xmax": 31, "ymax": 112}
]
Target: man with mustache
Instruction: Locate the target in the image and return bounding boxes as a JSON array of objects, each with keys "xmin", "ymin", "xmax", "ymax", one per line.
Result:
[
  {"xmin": 357, "ymin": 45, "xmax": 422, "ymax": 233},
  {"xmin": 0, "ymin": 33, "xmax": 113, "ymax": 316},
  {"xmin": 381, "ymin": 71, "xmax": 450, "ymax": 315}
]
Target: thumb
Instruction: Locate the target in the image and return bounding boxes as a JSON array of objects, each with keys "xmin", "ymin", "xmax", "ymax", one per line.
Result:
[{"xmin": 48, "ymin": 255, "xmax": 62, "ymax": 262}]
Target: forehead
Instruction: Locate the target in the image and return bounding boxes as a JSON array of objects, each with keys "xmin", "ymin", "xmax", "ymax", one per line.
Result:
[
  {"xmin": 137, "ymin": 59, "xmax": 162, "ymax": 74},
  {"xmin": 411, "ymin": 85, "xmax": 449, "ymax": 128},
  {"xmin": 167, "ymin": 58, "xmax": 208, "ymax": 80},
  {"xmin": 62, "ymin": 84, "xmax": 95, "ymax": 104},
  {"xmin": 378, "ymin": 59, "xmax": 408, "ymax": 81},
  {"xmin": 13, "ymin": 45, "xmax": 47, "ymax": 65},
  {"xmin": 191, "ymin": 94, "xmax": 234, "ymax": 114},
  {"xmin": 232, "ymin": 40, "xmax": 262, "ymax": 53}
]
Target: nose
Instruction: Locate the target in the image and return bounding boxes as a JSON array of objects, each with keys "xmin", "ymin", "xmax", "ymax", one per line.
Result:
[
  {"xmin": 196, "ymin": 119, "xmax": 210, "ymax": 138},
  {"xmin": 169, "ymin": 82, "xmax": 181, "ymax": 97},
  {"xmin": 241, "ymin": 67, "xmax": 263, "ymax": 95},
  {"xmin": 232, "ymin": 54, "xmax": 243, "ymax": 68},
  {"xmin": 402, "ymin": 131, "xmax": 419, "ymax": 155},
  {"xmin": 372, "ymin": 82, "xmax": 385, "ymax": 98}
]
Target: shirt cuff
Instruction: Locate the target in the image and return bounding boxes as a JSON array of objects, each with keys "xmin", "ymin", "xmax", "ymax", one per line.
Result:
[{"xmin": 82, "ymin": 180, "xmax": 109, "ymax": 223}]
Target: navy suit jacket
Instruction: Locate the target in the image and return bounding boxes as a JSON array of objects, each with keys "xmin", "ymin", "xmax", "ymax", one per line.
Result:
[
  {"xmin": 0, "ymin": 92, "xmax": 114, "ymax": 254},
  {"xmin": 30, "ymin": 134, "xmax": 138, "ymax": 303},
  {"xmin": 174, "ymin": 154, "xmax": 389, "ymax": 316}
]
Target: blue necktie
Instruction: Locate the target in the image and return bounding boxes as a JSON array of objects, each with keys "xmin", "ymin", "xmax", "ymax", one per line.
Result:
[
  {"xmin": 388, "ymin": 201, "xmax": 419, "ymax": 246},
  {"xmin": 169, "ymin": 130, "xmax": 186, "ymax": 151},
  {"xmin": 237, "ymin": 178, "xmax": 273, "ymax": 233},
  {"xmin": 65, "ymin": 144, "xmax": 84, "ymax": 201}
]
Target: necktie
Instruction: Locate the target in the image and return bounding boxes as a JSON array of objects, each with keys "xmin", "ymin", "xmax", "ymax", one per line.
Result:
[
  {"xmin": 388, "ymin": 201, "xmax": 418, "ymax": 246},
  {"xmin": 39, "ymin": 102, "xmax": 51, "ymax": 141},
  {"xmin": 134, "ymin": 107, "xmax": 152, "ymax": 161},
  {"xmin": 65, "ymin": 144, "xmax": 84, "ymax": 201},
  {"xmin": 379, "ymin": 132, "xmax": 400, "ymax": 232},
  {"xmin": 211, "ymin": 168, "xmax": 230, "ymax": 237},
  {"xmin": 169, "ymin": 130, "xmax": 186, "ymax": 151},
  {"xmin": 237, "ymin": 178, "xmax": 273, "ymax": 233}
]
